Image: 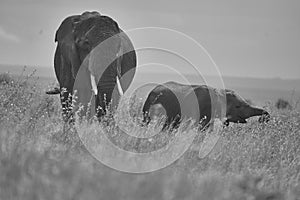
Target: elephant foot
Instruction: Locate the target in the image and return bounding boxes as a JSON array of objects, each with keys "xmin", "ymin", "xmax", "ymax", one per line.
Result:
[{"xmin": 223, "ymin": 120, "xmax": 229, "ymax": 126}]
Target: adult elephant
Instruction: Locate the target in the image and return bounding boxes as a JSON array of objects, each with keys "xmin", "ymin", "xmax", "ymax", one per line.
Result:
[
  {"xmin": 142, "ymin": 81, "xmax": 270, "ymax": 130},
  {"xmin": 46, "ymin": 11, "xmax": 136, "ymax": 121}
]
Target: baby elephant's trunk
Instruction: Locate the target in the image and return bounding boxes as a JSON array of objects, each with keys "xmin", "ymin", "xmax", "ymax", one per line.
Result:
[
  {"xmin": 258, "ymin": 110, "xmax": 270, "ymax": 123},
  {"xmin": 250, "ymin": 106, "xmax": 270, "ymax": 123}
]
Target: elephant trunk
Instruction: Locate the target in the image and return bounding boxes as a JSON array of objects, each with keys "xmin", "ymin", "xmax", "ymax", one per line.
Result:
[
  {"xmin": 249, "ymin": 106, "xmax": 270, "ymax": 122},
  {"xmin": 118, "ymin": 31, "xmax": 137, "ymax": 92},
  {"xmin": 259, "ymin": 109, "xmax": 270, "ymax": 123}
]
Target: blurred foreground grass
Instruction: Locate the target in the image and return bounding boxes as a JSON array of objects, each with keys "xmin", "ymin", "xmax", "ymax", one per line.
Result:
[{"xmin": 0, "ymin": 72, "xmax": 299, "ymax": 200}]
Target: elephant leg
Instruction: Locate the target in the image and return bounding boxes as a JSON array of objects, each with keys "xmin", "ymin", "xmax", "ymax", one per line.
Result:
[
  {"xmin": 59, "ymin": 55, "xmax": 75, "ymax": 122},
  {"xmin": 60, "ymin": 89, "xmax": 73, "ymax": 122},
  {"xmin": 60, "ymin": 72, "xmax": 75, "ymax": 122},
  {"xmin": 95, "ymin": 93, "xmax": 104, "ymax": 118},
  {"xmin": 95, "ymin": 88, "xmax": 113, "ymax": 119},
  {"xmin": 162, "ymin": 114, "xmax": 181, "ymax": 132},
  {"xmin": 95, "ymin": 57, "xmax": 122, "ymax": 120}
]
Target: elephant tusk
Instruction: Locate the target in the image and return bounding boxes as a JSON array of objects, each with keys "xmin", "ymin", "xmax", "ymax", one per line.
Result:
[
  {"xmin": 115, "ymin": 49, "xmax": 123, "ymax": 96},
  {"xmin": 90, "ymin": 73, "xmax": 98, "ymax": 95},
  {"xmin": 116, "ymin": 76, "xmax": 124, "ymax": 95}
]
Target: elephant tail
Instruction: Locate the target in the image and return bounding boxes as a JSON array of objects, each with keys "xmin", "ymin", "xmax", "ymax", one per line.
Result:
[{"xmin": 46, "ymin": 87, "xmax": 61, "ymax": 95}]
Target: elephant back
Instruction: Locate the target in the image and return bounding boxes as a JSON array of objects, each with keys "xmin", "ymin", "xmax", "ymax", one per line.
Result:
[{"xmin": 191, "ymin": 85, "xmax": 226, "ymax": 124}]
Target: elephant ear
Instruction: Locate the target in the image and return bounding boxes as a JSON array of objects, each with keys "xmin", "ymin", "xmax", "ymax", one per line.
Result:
[
  {"xmin": 54, "ymin": 15, "xmax": 82, "ymax": 85},
  {"xmin": 55, "ymin": 15, "xmax": 80, "ymax": 42}
]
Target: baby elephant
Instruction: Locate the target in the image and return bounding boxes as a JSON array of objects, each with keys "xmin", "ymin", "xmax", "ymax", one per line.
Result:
[{"xmin": 142, "ymin": 81, "xmax": 270, "ymax": 130}]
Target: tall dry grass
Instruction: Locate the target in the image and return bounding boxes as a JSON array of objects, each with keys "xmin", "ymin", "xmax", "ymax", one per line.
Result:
[{"xmin": 0, "ymin": 71, "xmax": 299, "ymax": 199}]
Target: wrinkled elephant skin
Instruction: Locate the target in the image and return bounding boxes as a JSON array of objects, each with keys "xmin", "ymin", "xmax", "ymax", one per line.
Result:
[
  {"xmin": 46, "ymin": 11, "xmax": 137, "ymax": 121},
  {"xmin": 142, "ymin": 81, "xmax": 270, "ymax": 130}
]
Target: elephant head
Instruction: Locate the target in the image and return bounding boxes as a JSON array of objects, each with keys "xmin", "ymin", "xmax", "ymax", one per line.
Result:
[
  {"xmin": 46, "ymin": 11, "xmax": 137, "ymax": 121},
  {"xmin": 224, "ymin": 89, "xmax": 270, "ymax": 125},
  {"xmin": 142, "ymin": 83, "xmax": 182, "ymax": 129}
]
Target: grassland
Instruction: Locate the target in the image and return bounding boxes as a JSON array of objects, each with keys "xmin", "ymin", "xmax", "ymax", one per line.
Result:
[{"xmin": 0, "ymin": 72, "xmax": 299, "ymax": 200}]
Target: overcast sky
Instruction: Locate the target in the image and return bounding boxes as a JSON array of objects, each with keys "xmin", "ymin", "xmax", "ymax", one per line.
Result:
[{"xmin": 0, "ymin": 0, "xmax": 299, "ymax": 79}]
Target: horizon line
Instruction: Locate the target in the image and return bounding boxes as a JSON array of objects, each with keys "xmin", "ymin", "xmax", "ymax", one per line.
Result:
[{"xmin": 0, "ymin": 63, "xmax": 300, "ymax": 81}]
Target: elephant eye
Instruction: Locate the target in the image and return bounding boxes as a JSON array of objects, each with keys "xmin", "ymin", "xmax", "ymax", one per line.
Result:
[{"xmin": 236, "ymin": 105, "xmax": 241, "ymax": 108}]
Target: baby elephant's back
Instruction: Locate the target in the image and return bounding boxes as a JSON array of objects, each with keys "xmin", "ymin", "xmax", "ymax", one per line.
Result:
[{"xmin": 183, "ymin": 85, "xmax": 226, "ymax": 126}]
